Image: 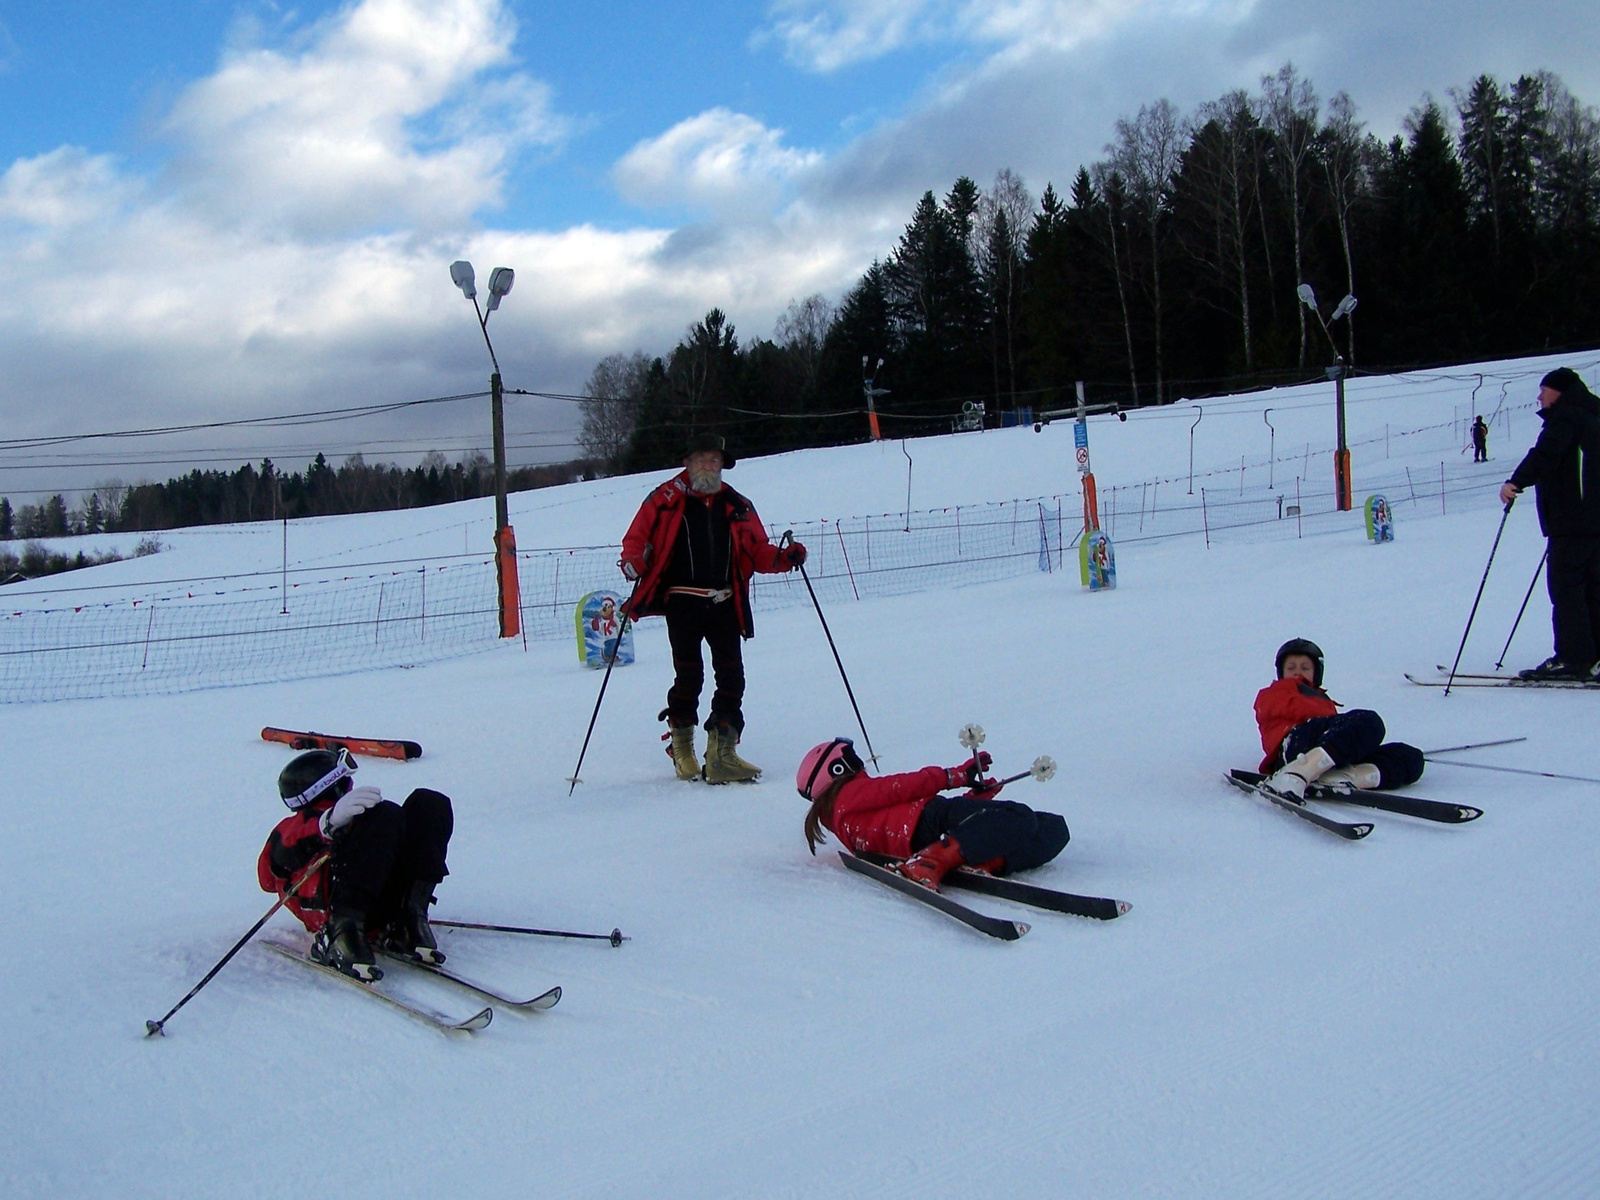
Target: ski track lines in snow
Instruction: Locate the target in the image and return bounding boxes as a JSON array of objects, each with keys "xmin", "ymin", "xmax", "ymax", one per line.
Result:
[{"xmin": 5, "ymin": 354, "xmax": 1600, "ymax": 1198}]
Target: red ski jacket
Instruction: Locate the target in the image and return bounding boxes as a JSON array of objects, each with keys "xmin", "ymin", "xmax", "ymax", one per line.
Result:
[
  {"xmin": 1254, "ymin": 677, "xmax": 1341, "ymax": 771},
  {"xmin": 619, "ymin": 472, "xmax": 791, "ymax": 638},
  {"xmin": 823, "ymin": 766, "xmax": 956, "ymax": 859},
  {"xmin": 257, "ymin": 801, "xmax": 335, "ymax": 932}
]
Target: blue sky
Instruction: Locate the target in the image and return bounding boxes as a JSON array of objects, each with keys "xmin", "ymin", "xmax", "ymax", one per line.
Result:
[{"xmin": 0, "ymin": 0, "xmax": 1595, "ymax": 496}]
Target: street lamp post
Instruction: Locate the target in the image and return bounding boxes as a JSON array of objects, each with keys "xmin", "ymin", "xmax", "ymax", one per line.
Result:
[
  {"xmin": 1297, "ymin": 284, "xmax": 1358, "ymax": 511},
  {"xmin": 861, "ymin": 357, "xmax": 888, "ymax": 441},
  {"xmin": 450, "ymin": 259, "xmax": 521, "ymax": 637}
]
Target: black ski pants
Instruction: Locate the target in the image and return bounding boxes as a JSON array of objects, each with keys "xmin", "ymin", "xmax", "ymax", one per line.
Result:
[
  {"xmin": 1546, "ymin": 535, "xmax": 1600, "ymax": 668},
  {"xmin": 329, "ymin": 789, "xmax": 453, "ymax": 927},
  {"xmin": 1283, "ymin": 711, "xmax": 1424, "ymax": 790},
  {"xmin": 664, "ymin": 593, "xmax": 745, "ymax": 733},
  {"xmin": 911, "ymin": 794, "xmax": 1069, "ymax": 873}
]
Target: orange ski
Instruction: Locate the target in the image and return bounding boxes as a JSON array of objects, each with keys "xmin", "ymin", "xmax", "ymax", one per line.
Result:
[{"xmin": 261, "ymin": 727, "xmax": 422, "ymax": 761}]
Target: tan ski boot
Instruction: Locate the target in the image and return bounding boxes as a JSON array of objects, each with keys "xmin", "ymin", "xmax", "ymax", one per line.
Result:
[
  {"xmin": 665, "ymin": 724, "xmax": 701, "ymax": 781},
  {"xmin": 703, "ymin": 726, "xmax": 761, "ymax": 784}
]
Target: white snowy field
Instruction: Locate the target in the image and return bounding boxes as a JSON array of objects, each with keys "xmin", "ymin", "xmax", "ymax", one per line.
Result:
[{"xmin": 4, "ymin": 352, "xmax": 1600, "ymax": 1198}]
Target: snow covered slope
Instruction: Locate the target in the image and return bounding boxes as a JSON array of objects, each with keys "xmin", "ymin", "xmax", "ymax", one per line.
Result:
[{"xmin": 3, "ymin": 351, "xmax": 1599, "ymax": 1199}]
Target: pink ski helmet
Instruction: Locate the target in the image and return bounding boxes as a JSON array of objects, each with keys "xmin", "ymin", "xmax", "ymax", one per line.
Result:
[{"xmin": 797, "ymin": 738, "xmax": 864, "ymax": 799}]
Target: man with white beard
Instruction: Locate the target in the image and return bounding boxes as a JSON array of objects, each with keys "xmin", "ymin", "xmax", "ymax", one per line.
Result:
[{"xmin": 620, "ymin": 435, "xmax": 808, "ymax": 783}]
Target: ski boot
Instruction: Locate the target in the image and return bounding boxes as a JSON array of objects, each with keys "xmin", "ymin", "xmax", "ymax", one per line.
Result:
[
  {"xmin": 311, "ymin": 913, "xmax": 383, "ymax": 982},
  {"xmin": 1263, "ymin": 747, "xmax": 1335, "ymax": 800},
  {"xmin": 664, "ymin": 722, "xmax": 701, "ymax": 781},
  {"xmin": 1314, "ymin": 763, "xmax": 1381, "ymax": 795},
  {"xmin": 1519, "ymin": 655, "xmax": 1585, "ymax": 681},
  {"xmin": 896, "ymin": 835, "xmax": 966, "ymax": 890},
  {"xmin": 702, "ymin": 725, "xmax": 761, "ymax": 784},
  {"xmin": 383, "ymin": 880, "xmax": 445, "ymax": 965}
]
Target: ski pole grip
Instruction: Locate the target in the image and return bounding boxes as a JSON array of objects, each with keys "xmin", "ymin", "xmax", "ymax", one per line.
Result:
[{"xmin": 778, "ymin": 529, "xmax": 794, "ymax": 549}]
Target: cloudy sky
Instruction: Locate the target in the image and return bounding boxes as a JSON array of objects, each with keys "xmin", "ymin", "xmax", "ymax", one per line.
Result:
[{"xmin": 0, "ymin": 0, "xmax": 1594, "ymax": 498}]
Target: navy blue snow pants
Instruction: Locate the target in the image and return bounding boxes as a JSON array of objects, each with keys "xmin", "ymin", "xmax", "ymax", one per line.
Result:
[
  {"xmin": 911, "ymin": 794, "xmax": 1069, "ymax": 873},
  {"xmin": 1282, "ymin": 710, "xmax": 1424, "ymax": 790}
]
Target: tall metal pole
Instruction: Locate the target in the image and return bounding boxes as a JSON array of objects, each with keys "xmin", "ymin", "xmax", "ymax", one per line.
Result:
[
  {"xmin": 491, "ymin": 370, "xmax": 508, "ymax": 530},
  {"xmin": 1333, "ymin": 366, "xmax": 1351, "ymax": 511}
]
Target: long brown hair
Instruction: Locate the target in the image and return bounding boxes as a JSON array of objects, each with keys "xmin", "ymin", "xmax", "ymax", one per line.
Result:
[{"xmin": 804, "ymin": 780, "xmax": 841, "ymax": 855}]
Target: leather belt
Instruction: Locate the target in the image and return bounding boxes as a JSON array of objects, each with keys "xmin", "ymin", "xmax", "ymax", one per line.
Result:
[{"xmin": 665, "ymin": 586, "xmax": 733, "ymax": 603}]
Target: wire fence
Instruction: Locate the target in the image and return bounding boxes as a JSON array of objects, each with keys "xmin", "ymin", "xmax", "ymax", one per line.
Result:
[{"xmin": 0, "ymin": 436, "xmax": 1511, "ymax": 703}]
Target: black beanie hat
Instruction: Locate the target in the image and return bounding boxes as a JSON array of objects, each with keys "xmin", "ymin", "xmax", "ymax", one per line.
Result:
[{"xmin": 1540, "ymin": 367, "xmax": 1582, "ymax": 394}]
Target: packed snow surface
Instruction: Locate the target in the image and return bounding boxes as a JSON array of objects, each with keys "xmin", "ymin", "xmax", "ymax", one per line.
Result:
[{"xmin": 4, "ymin": 351, "xmax": 1599, "ymax": 1198}]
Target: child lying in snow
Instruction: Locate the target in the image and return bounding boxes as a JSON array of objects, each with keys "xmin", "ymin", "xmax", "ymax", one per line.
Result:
[
  {"xmin": 1256, "ymin": 638, "xmax": 1424, "ymax": 798},
  {"xmin": 796, "ymin": 738, "xmax": 1068, "ymax": 890}
]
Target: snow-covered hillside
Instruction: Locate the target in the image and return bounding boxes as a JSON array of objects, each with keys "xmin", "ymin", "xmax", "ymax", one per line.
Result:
[{"xmin": 4, "ymin": 351, "xmax": 1599, "ymax": 1199}]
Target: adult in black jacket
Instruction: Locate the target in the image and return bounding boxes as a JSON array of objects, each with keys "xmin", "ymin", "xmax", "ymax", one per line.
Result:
[{"xmin": 1499, "ymin": 367, "xmax": 1600, "ymax": 679}]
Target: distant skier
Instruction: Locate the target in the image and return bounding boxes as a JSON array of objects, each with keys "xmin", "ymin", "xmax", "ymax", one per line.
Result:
[
  {"xmin": 1256, "ymin": 638, "xmax": 1424, "ymax": 799},
  {"xmin": 258, "ymin": 748, "xmax": 452, "ymax": 981},
  {"xmin": 796, "ymin": 738, "xmax": 1069, "ymax": 890},
  {"xmin": 619, "ymin": 433, "xmax": 807, "ymax": 783},
  {"xmin": 1498, "ymin": 367, "xmax": 1600, "ymax": 681},
  {"xmin": 1471, "ymin": 414, "xmax": 1489, "ymax": 463}
]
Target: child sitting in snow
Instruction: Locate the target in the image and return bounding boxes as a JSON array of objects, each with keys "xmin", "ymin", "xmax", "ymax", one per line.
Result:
[
  {"xmin": 1256, "ymin": 638, "xmax": 1424, "ymax": 798},
  {"xmin": 796, "ymin": 738, "xmax": 1069, "ymax": 889},
  {"xmin": 258, "ymin": 747, "xmax": 453, "ymax": 982}
]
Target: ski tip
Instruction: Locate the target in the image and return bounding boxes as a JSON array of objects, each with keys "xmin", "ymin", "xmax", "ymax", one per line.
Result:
[
  {"xmin": 1353, "ymin": 824, "xmax": 1375, "ymax": 839},
  {"xmin": 1013, "ymin": 922, "xmax": 1031, "ymax": 938},
  {"xmin": 1460, "ymin": 807, "xmax": 1484, "ymax": 822},
  {"xmin": 459, "ymin": 1007, "xmax": 493, "ymax": 1032},
  {"xmin": 1115, "ymin": 901, "xmax": 1133, "ymax": 917},
  {"xmin": 530, "ymin": 986, "xmax": 562, "ymax": 1011}
]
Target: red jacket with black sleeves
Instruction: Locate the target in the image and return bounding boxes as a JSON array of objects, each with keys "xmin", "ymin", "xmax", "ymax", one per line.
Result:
[
  {"xmin": 1253, "ymin": 677, "xmax": 1340, "ymax": 771},
  {"xmin": 257, "ymin": 800, "xmax": 335, "ymax": 933},
  {"xmin": 823, "ymin": 766, "xmax": 957, "ymax": 860},
  {"xmin": 619, "ymin": 472, "xmax": 790, "ymax": 638}
]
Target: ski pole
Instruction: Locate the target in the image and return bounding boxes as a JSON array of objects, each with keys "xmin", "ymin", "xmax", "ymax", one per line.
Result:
[
  {"xmin": 1419, "ymin": 737, "xmax": 1528, "ymax": 756},
  {"xmin": 1426, "ymin": 758, "xmax": 1600, "ymax": 786},
  {"xmin": 1444, "ymin": 499, "xmax": 1514, "ymax": 696},
  {"xmin": 1493, "ymin": 548, "xmax": 1547, "ymax": 671},
  {"xmin": 989, "ymin": 756, "xmax": 1059, "ymax": 788},
  {"xmin": 567, "ymin": 578, "xmax": 641, "ymax": 795},
  {"xmin": 146, "ymin": 851, "xmax": 331, "ymax": 1038},
  {"xmin": 782, "ymin": 530, "xmax": 879, "ymax": 767},
  {"xmin": 433, "ymin": 919, "xmax": 628, "ymax": 946}
]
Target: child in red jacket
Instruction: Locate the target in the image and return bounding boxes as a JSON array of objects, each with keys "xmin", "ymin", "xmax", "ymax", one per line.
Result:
[
  {"xmin": 1256, "ymin": 638, "xmax": 1424, "ymax": 799},
  {"xmin": 796, "ymin": 738, "xmax": 1069, "ymax": 889},
  {"xmin": 258, "ymin": 747, "xmax": 454, "ymax": 981}
]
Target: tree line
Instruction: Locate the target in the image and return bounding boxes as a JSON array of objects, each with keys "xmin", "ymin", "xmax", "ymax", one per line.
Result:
[
  {"xmin": 585, "ymin": 66, "xmax": 1600, "ymax": 472},
  {"xmin": 0, "ymin": 450, "xmax": 601, "ymax": 577}
]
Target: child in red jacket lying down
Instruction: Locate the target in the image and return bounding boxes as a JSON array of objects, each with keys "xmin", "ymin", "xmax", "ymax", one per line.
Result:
[
  {"xmin": 796, "ymin": 738, "xmax": 1069, "ymax": 890},
  {"xmin": 1256, "ymin": 638, "xmax": 1424, "ymax": 799}
]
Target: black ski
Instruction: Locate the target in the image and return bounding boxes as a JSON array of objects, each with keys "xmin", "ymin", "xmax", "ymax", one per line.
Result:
[
  {"xmin": 1229, "ymin": 770, "xmax": 1481, "ymax": 824},
  {"xmin": 1222, "ymin": 772, "xmax": 1373, "ymax": 840},
  {"xmin": 376, "ymin": 951, "xmax": 561, "ymax": 1012},
  {"xmin": 263, "ymin": 940, "xmax": 492, "ymax": 1032},
  {"xmin": 854, "ymin": 851, "xmax": 1130, "ymax": 919},
  {"xmin": 838, "ymin": 851, "xmax": 1029, "ymax": 940},
  {"xmin": 1407, "ymin": 672, "xmax": 1600, "ymax": 690}
]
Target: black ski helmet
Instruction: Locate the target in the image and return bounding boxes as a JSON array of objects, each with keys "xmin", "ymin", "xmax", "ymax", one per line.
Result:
[
  {"xmin": 1275, "ymin": 638, "xmax": 1325, "ymax": 687},
  {"xmin": 277, "ymin": 747, "xmax": 357, "ymax": 810}
]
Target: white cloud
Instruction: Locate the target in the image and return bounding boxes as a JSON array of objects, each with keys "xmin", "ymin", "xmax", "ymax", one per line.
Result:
[
  {"xmin": 159, "ymin": 0, "xmax": 564, "ymax": 237},
  {"xmin": 0, "ymin": 147, "xmax": 133, "ymax": 228},
  {"xmin": 613, "ymin": 109, "xmax": 822, "ymax": 215},
  {"xmin": 761, "ymin": 0, "xmax": 1180, "ymax": 71}
]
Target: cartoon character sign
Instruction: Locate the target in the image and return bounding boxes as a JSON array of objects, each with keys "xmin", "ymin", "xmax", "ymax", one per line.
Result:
[
  {"xmin": 1364, "ymin": 494, "xmax": 1394, "ymax": 543},
  {"xmin": 575, "ymin": 590, "xmax": 635, "ymax": 667},
  {"xmin": 1078, "ymin": 529, "xmax": 1116, "ymax": 591}
]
